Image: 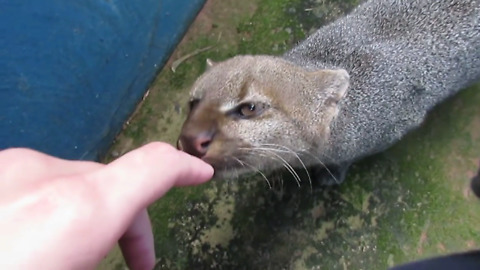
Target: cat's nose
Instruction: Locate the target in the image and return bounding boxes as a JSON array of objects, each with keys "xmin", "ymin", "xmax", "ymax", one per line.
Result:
[{"xmin": 177, "ymin": 131, "xmax": 213, "ymax": 158}]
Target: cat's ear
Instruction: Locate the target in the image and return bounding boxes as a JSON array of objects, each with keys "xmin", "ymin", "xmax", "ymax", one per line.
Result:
[
  {"xmin": 304, "ymin": 69, "xmax": 349, "ymax": 128},
  {"xmin": 206, "ymin": 58, "xmax": 216, "ymax": 70},
  {"xmin": 308, "ymin": 69, "xmax": 349, "ymax": 107}
]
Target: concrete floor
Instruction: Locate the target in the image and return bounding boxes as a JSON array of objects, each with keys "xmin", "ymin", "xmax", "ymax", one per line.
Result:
[{"xmin": 99, "ymin": 0, "xmax": 480, "ymax": 269}]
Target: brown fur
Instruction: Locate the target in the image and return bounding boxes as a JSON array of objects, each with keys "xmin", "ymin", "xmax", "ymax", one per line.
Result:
[{"xmin": 177, "ymin": 55, "xmax": 349, "ymax": 178}]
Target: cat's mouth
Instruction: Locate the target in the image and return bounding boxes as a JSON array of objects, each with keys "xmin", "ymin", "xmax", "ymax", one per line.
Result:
[{"xmin": 176, "ymin": 132, "xmax": 257, "ymax": 178}]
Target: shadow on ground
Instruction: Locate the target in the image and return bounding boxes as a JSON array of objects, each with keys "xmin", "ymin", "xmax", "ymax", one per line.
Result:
[{"xmin": 99, "ymin": 0, "xmax": 480, "ymax": 269}]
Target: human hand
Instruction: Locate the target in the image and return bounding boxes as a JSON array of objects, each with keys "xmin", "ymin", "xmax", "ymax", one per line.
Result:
[{"xmin": 0, "ymin": 142, "xmax": 213, "ymax": 270}]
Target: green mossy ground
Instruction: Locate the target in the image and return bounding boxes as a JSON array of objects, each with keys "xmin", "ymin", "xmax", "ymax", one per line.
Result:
[{"xmin": 99, "ymin": 0, "xmax": 480, "ymax": 269}]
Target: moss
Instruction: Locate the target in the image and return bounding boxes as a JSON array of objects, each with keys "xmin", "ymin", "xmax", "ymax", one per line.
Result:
[
  {"xmin": 236, "ymin": 0, "xmax": 305, "ymax": 55},
  {"xmin": 354, "ymin": 85, "xmax": 480, "ymax": 267}
]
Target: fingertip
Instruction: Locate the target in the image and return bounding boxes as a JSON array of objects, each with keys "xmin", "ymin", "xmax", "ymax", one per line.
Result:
[
  {"xmin": 203, "ymin": 163, "xmax": 215, "ymax": 180},
  {"xmin": 139, "ymin": 142, "xmax": 214, "ymax": 183},
  {"xmin": 191, "ymin": 160, "xmax": 214, "ymax": 184},
  {"xmin": 173, "ymin": 151, "xmax": 214, "ymax": 187}
]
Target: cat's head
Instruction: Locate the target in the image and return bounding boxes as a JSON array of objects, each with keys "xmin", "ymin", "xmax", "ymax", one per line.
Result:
[{"xmin": 177, "ymin": 55, "xmax": 349, "ymax": 178}]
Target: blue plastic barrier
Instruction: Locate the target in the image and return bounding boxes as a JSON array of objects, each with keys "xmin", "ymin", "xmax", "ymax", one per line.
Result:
[{"xmin": 0, "ymin": 0, "xmax": 205, "ymax": 160}]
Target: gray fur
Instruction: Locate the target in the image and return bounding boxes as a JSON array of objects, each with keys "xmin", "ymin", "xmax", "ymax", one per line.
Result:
[
  {"xmin": 179, "ymin": 0, "xmax": 480, "ymax": 184},
  {"xmin": 284, "ymin": 0, "xmax": 480, "ymax": 165}
]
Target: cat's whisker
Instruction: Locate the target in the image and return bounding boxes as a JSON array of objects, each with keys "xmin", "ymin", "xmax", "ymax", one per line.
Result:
[
  {"xmin": 247, "ymin": 148, "xmax": 302, "ymax": 187},
  {"xmin": 239, "ymin": 146, "xmax": 302, "ymax": 187},
  {"xmin": 233, "ymin": 156, "xmax": 272, "ymax": 189},
  {"xmin": 258, "ymin": 144, "xmax": 339, "ymax": 184},
  {"xmin": 254, "ymin": 145, "xmax": 312, "ymax": 190},
  {"xmin": 297, "ymin": 150, "xmax": 340, "ymax": 184}
]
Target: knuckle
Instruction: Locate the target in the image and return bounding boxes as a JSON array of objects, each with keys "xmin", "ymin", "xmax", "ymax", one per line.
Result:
[
  {"xmin": 142, "ymin": 142, "xmax": 176, "ymax": 157},
  {"xmin": 2, "ymin": 147, "xmax": 37, "ymax": 156},
  {"xmin": 1, "ymin": 147, "xmax": 46, "ymax": 163},
  {"xmin": 125, "ymin": 142, "xmax": 179, "ymax": 167}
]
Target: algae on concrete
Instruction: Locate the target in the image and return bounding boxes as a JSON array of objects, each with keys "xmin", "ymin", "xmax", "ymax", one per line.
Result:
[{"xmin": 99, "ymin": 0, "xmax": 480, "ymax": 269}]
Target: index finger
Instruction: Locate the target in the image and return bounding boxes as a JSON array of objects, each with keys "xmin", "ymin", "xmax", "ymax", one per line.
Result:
[{"xmin": 84, "ymin": 142, "xmax": 214, "ymax": 214}]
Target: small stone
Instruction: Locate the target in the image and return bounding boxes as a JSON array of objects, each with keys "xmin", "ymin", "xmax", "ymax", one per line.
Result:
[{"xmin": 111, "ymin": 150, "xmax": 120, "ymax": 158}]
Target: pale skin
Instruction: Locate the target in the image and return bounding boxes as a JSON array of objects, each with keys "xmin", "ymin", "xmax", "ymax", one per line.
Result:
[{"xmin": 0, "ymin": 142, "xmax": 214, "ymax": 270}]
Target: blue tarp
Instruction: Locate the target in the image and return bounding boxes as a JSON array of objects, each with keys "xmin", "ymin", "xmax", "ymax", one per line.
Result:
[{"xmin": 0, "ymin": 0, "xmax": 205, "ymax": 160}]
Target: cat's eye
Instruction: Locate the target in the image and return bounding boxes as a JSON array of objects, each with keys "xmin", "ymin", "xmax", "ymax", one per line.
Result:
[
  {"xmin": 189, "ymin": 98, "xmax": 200, "ymax": 111},
  {"xmin": 232, "ymin": 102, "xmax": 268, "ymax": 119},
  {"xmin": 239, "ymin": 103, "xmax": 256, "ymax": 117}
]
